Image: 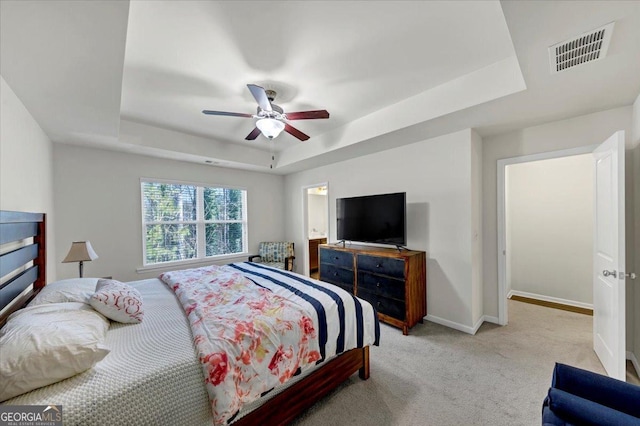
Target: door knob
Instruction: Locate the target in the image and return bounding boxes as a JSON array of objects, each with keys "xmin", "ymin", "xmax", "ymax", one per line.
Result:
[{"xmin": 603, "ymin": 270, "xmax": 617, "ymax": 278}]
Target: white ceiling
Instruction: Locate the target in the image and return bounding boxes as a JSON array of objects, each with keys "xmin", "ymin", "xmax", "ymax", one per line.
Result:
[
  {"xmin": 1, "ymin": 1, "xmax": 639, "ymax": 174},
  {"xmin": 0, "ymin": 0, "xmax": 128, "ymax": 142}
]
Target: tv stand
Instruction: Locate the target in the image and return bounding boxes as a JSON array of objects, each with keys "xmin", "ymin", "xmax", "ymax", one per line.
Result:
[{"xmin": 319, "ymin": 244, "xmax": 426, "ymax": 335}]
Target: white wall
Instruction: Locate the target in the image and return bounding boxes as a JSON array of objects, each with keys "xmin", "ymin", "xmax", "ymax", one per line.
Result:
[
  {"xmin": 53, "ymin": 144, "xmax": 285, "ymax": 282},
  {"xmin": 506, "ymin": 154, "xmax": 593, "ymax": 305},
  {"xmin": 632, "ymin": 92, "xmax": 640, "ymax": 366},
  {"xmin": 0, "ymin": 76, "xmax": 56, "ymax": 280},
  {"xmin": 284, "ymin": 129, "xmax": 480, "ymax": 332},
  {"xmin": 471, "ymin": 130, "xmax": 483, "ymax": 324},
  {"xmin": 307, "ymin": 193, "xmax": 327, "ymax": 237}
]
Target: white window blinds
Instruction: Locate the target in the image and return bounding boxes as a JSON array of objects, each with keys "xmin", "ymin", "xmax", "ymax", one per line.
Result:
[{"xmin": 141, "ymin": 181, "xmax": 247, "ymax": 265}]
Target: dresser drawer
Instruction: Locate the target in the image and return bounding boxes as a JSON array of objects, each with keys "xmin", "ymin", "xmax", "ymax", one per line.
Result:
[
  {"xmin": 358, "ymin": 289, "xmax": 406, "ymax": 321},
  {"xmin": 320, "ymin": 264, "xmax": 354, "ymax": 291},
  {"xmin": 320, "ymin": 248, "xmax": 354, "ymax": 269},
  {"xmin": 357, "ymin": 254, "xmax": 405, "ymax": 279},
  {"xmin": 358, "ymin": 271, "xmax": 405, "ymax": 301}
]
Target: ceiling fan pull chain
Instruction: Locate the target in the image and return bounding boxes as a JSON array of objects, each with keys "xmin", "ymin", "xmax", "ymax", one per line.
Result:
[{"xmin": 269, "ymin": 141, "xmax": 275, "ymax": 169}]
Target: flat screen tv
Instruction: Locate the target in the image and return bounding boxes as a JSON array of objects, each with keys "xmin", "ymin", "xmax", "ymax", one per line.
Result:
[{"xmin": 336, "ymin": 192, "xmax": 406, "ymax": 246}]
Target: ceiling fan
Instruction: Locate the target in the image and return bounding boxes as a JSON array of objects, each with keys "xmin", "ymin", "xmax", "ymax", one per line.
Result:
[{"xmin": 202, "ymin": 84, "xmax": 329, "ymax": 141}]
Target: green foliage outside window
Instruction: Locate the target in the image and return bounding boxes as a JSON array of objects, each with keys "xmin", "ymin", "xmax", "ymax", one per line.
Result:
[{"xmin": 142, "ymin": 182, "xmax": 246, "ymax": 265}]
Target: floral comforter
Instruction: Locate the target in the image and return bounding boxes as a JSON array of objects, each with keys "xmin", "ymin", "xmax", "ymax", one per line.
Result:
[{"xmin": 160, "ymin": 262, "xmax": 379, "ymax": 425}]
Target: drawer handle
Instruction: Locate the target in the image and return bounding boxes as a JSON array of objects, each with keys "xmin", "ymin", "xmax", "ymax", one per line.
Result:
[
  {"xmin": 333, "ymin": 272, "xmax": 338, "ymax": 276},
  {"xmin": 376, "ymin": 264, "xmax": 381, "ymax": 268},
  {"xmin": 376, "ymin": 282, "xmax": 381, "ymax": 288},
  {"xmin": 334, "ymin": 257, "xmax": 339, "ymax": 260},
  {"xmin": 377, "ymin": 301, "xmax": 382, "ymax": 307}
]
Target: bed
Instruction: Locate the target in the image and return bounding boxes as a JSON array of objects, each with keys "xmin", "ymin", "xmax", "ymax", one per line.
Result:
[{"xmin": 0, "ymin": 210, "xmax": 380, "ymax": 425}]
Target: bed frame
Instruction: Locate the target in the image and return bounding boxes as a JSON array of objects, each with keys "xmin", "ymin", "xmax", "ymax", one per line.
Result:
[
  {"xmin": 0, "ymin": 210, "xmax": 46, "ymax": 325},
  {"xmin": 236, "ymin": 346, "xmax": 369, "ymax": 425},
  {"xmin": 0, "ymin": 209, "xmax": 370, "ymax": 425}
]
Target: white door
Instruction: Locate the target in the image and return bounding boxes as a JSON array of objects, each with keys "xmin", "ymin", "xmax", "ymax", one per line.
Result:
[{"xmin": 593, "ymin": 130, "xmax": 625, "ymax": 380}]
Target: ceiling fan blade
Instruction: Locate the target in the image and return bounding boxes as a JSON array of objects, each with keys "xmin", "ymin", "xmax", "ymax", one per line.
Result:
[
  {"xmin": 247, "ymin": 84, "xmax": 273, "ymax": 112},
  {"xmin": 284, "ymin": 123, "xmax": 310, "ymax": 141},
  {"xmin": 285, "ymin": 110, "xmax": 330, "ymax": 120},
  {"xmin": 202, "ymin": 110, "xmax": 253, "ymax": 118},
  {"xmin": 245, "ymin": 127, "xmax": 261, "ymax": 140}
]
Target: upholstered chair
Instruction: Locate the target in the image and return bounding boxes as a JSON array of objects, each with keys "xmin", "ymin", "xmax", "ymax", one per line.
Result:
[
  {"xmin": 542, "ymin": 363, "xmax": 640, "ymax": 425},
  {"xmin": 248, "ymin": 242, "xmax": 295, "ymax": 271}
]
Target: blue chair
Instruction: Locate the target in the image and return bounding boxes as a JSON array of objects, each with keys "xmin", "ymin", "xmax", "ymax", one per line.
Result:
[{"xmin": 542, "ymin": 363, "xmax": 640, "ymax": 426}]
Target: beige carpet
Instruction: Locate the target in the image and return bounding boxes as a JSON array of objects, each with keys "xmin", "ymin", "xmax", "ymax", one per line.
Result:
[{"xmin": 292, "ymin": 300, "xmax": 639, "ymax": 426}]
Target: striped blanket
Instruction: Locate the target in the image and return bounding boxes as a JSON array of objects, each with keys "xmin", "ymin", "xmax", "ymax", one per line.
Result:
[{"xmin": 160, "ymin": 262, "xmax": 379, "ymax": 425}]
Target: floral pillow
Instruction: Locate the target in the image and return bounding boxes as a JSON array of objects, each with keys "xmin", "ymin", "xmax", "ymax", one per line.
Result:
[{"xmin": 89, "ymin": 279, "xmax": 144, "ymax": 324}]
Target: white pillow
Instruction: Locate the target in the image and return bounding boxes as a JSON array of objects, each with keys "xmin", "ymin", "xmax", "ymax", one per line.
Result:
[
  {"xmin": 90, "ymin": 279, "xmax": 144, "ymax": 324},
  {"xmin": 0, "ymin": 302, "xmax": 110, "ymax": 402},
  {"xmin": 29, "ymin": 277, "xmax": 99, "ymax": 306}
]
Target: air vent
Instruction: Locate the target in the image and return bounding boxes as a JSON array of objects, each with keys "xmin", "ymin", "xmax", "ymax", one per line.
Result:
[{"xmin": 548, "ymin": 22, "xmax": 614, "ymax": 74}]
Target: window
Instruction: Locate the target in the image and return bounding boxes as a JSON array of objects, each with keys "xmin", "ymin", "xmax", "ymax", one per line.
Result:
[{"xmin": 141, "ymin": 180, "xmax": 247, "ymax": 266}]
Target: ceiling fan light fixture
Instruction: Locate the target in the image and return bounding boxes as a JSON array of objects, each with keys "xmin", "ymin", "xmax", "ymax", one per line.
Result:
[
  {"xmin": 203, "ymin": 84, "xmax": 327, "ymax": 141},
  {"xmin": 256, "ymin": 118, "xmax": 285, "ymax": 139}
]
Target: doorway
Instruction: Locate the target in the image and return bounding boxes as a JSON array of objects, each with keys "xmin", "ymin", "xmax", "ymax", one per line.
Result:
[
  {"xmin": 497, "ymin": 146, "xmax": 596, "ymax": 325},
  {"xmin": 498, "ymin": 132, "xmax": 629, "ymax": 380},
  {"xmin": 303, "ymin": 183, "xmax": 329, "ymax": 278},
  {"xmin": 505, "ymin": 153, "xmax": 594, "ymax": 314}
]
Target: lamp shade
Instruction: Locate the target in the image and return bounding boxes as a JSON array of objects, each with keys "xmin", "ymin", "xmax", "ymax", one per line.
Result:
[
  {"xmin": 62, "ymin": 241, "xmax": 98, "ymax": 263},
  {"xmin": 256, "ymin": 118, "xmax": 285, "ymax": 139}
]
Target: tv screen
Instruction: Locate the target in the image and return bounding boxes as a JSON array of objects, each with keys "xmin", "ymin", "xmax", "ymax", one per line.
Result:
[{"xmin": 336, "ymin": 192, "xmax": 406, "ymax": 246}]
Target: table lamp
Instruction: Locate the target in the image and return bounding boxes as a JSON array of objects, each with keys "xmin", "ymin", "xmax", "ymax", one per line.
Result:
[{"xmin": 62, "ymin": 241, "xmax": 98, "ymax": 278}]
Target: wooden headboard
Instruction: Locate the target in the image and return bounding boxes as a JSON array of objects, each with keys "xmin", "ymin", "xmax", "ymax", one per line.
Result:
[{"xmin": 0, "ymin": 210, "xmax": 46, "ymax": 325}]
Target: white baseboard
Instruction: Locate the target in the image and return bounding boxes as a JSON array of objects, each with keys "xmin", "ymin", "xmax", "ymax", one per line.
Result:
[
  {"xmin": 471, "ymin": 316, "xmax": 484, "ymax": 334},
  {"xmin": 627, "ymin": 351, "xmax": 640, "ymax": 376},
  {"xmin": 482, "ymin": 315, "xmax": 500, "ymax": 325},
  {"xmin": 508, "ymin": 290, "xmax": 593, "ymax": 311},
  {"xmin": 425, "ymin": 314, "xmax": 500, "ymax": 335},
  {"xmin": 472, "ymin": 315, "xmax": 502, "ymax": 332},
  {"xmin": 425, "ymin": 314, "xmax": 477, "ymax": 335}
]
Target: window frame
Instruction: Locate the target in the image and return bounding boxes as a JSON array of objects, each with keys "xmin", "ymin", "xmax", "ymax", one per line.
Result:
[{"xmin": 140, "ymin": 178, "xmax": 248, "ymax": 267}]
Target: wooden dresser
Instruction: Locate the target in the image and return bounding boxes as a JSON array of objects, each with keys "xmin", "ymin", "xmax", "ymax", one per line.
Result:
[{"xmin": 319, "ymin": 244, "xmax": 426, "ymax": 335}]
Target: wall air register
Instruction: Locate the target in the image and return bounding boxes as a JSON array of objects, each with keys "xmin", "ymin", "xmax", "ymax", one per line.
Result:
[{"xmin": 548, "ymin": 22, "xmax": 614, "ymax": 74}]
